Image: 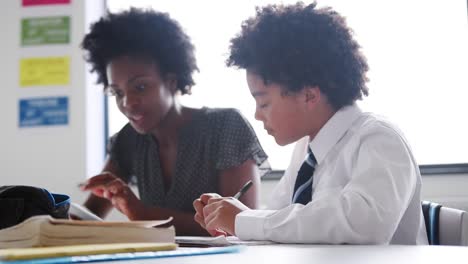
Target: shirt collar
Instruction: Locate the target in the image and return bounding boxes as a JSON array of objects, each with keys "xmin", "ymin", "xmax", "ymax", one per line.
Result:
[{"xmin": 309, "ymin": 104, "xmax": 362, "ymax": 165}]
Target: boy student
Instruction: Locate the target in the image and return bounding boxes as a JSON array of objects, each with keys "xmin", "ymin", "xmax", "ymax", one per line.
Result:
[{"xmin": 193, "ymin": 2, "xmax": 428, "ymax": 244}]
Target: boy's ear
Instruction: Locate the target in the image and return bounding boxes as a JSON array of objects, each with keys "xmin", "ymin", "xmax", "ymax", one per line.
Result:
[{"xmin": 304, "ymin": 86, "xmax": 320, "ymax": 104}]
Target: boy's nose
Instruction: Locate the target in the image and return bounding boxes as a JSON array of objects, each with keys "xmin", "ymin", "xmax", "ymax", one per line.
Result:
[{"xmin": 254, "ymin": 108, "xmax": 264, "ymax": 121}]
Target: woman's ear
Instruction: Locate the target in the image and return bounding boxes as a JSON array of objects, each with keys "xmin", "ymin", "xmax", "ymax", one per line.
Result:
[{"xmin": 165, "ymin": 73, "xmax": 178, "ymax": 93}]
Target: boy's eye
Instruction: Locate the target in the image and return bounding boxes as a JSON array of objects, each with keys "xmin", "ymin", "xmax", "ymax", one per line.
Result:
[{"xmin": 259, "ymin": 103, "xmax": 269, "ymax": 109}]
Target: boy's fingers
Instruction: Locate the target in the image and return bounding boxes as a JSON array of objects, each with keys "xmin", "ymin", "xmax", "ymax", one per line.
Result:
[
  {"xmin": 213, "ymin": 229, "xmax": 227, "ymax": 237},
  {"xmin": 200, "ymin": 193, "xmax": 221, "ymax": 205},
  {"xmin": 194, "ymin": 213, "xmax": 205, "ymax": 227},
  {"xmin": 206, "ymin": 197, "xmax": 224, "ymax": 205},
  {"xmin": 193, "ymin": 199, "xmax": 204, "ymax": 214},
  {"xmin": 203, "ymin": 204, "xmax": 222, "ymax": 226},
  {"xmin": 205, "ymin": 213, "xmax": 221, "ymax": 232},
  {"xmin": 202, "ymin": 198, "xmax": 227, "ymax": 217}
]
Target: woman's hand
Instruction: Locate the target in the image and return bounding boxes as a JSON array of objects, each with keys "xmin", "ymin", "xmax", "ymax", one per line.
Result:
[{"xmin": 80, "ymin": 172, "xmax": 145, "ymax": 220}]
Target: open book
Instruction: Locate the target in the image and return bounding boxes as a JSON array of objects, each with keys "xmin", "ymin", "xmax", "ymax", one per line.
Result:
[
  {"xmin": 0, "ymin": 215, "xmax": 175, "ymax": 249},
  {"xmin": 68, "ymin": 203, "xmax": 103, "ymax": 221}
]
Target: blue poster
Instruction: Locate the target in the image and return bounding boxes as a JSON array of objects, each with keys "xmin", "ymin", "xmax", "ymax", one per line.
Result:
[{"xmin": 19, "ymin": 97, "xmax": 68, "ymax": 127}]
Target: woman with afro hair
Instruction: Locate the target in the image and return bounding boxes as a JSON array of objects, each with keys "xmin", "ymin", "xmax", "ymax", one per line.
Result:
[{"xmin": 79, "ymin": 8, "xmax": 268, "ymax": 235}]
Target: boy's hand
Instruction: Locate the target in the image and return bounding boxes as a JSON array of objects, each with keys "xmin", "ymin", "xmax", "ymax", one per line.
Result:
[
  {"xmin": 194, "ymin": 193, "xmax": 227, "ymax": 236},
  {"xmin": 80, "ymin": 172, "xmax": 145, "ymax": 220},
  {"xmin": 195, "ymin": 193, "xmax": 249, "ymax": 236}
]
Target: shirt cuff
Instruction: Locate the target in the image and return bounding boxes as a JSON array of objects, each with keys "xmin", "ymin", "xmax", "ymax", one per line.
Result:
[{"xmin": 235, "ymin": 209, "xmax": 276, "ymax": 240}]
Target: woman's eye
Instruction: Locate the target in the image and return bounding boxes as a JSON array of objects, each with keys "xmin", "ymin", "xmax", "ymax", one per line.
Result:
[
  {"xmin": 116, "ymin": 91, "xmax": 124, "ymax": 98},
  {"xmin": 106, "ymin": 88, "xmax": 123, "ymax": 98},
  {"xmin": 135, "ymin": 84, "xmax": 146, "ymax": 92}
]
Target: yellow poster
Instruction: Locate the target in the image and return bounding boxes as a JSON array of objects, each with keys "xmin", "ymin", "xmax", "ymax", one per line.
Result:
[{"xmin": 20, "ymin": 57, "xmax": 70, "ymax": 86}]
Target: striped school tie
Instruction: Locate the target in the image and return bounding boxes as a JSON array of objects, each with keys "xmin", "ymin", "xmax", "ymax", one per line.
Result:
[{"xmin": 292, "ymin": 147, "xmax": 317, "ymax": 205}]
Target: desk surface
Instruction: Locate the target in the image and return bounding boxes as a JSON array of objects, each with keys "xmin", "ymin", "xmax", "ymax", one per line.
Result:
[{"xmin": 99, "ymin": 245, "xmax": 468, "ymax": 264}]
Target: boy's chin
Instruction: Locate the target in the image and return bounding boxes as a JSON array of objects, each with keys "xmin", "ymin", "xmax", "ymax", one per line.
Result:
[
  {"xmin": 273, "ymin": 136, "xmax": 290, "ymax": 146},
  {"xmin": 274, "ymin": 134, "xmax": 301, "ymax": 147}
]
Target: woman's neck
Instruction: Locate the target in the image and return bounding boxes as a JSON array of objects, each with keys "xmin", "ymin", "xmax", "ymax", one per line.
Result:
[{"xmin": 150, "ymin": 102, "xmax": 193, "ymax": 145}]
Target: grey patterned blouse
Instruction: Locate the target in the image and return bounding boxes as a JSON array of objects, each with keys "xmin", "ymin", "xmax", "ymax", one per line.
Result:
[{"xmin": 107, "ymin": 107, "xmax": 269, "ymax": 212}]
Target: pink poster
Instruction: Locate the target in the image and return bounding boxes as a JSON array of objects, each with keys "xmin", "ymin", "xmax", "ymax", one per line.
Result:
[{"xmin": 22, "ymin": 0, "xmax": 70, "ymax": 6}]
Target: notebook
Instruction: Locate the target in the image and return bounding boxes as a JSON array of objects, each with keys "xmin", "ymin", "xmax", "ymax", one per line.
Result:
[{"xmin": 176, "ymin": 235, "xmax": 274, "ymax": 247}]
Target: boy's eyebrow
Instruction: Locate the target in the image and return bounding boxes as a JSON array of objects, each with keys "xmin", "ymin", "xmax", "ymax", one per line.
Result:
[{"xmin": 251, "ymin": 91, "xmax": 267, "ymax": 98}]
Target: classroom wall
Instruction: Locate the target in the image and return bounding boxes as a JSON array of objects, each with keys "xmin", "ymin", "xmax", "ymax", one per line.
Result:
[
  {"xmin": 0, "ymin": 0, "xmax": 105, "ymax": 204},
  {"xmin": 260, "ymin": 174, "xmax": 468, "ymax": 211},
  {"xmin": 0, "ymin": 1, "xmax": 467, "ymax": 221}
]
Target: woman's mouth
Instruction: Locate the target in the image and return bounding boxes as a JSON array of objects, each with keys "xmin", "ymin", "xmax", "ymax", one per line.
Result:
[{"xmin": 128, "ymin": 114, "xmax": 145, "ymax": 126}]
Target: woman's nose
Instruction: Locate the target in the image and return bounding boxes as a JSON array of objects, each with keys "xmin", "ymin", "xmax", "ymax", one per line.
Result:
[{"xmin": 122, "ymin": 93, "xmax": 140, "ymax": 109}]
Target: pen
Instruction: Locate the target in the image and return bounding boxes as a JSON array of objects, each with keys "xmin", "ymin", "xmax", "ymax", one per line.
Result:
[{"xmin": 233, "ymin": 180, "xmax": 253, "ymax": 199}]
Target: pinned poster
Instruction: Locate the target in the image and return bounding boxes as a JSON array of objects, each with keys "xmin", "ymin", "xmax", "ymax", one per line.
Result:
[
  {"xmin": 20, "ymin": 57, "xmax": 70, "ymax": 86},
  {"xmin": 19, "ymin": 97, "xmax": 69, "ymax": 127},
  {"xmin": 22, "ymin": 16, "xmax": 70, "ymax": 46},
  {"xmin": 22, "ymin": 0, "xmax": 70, "ymax": 6}
]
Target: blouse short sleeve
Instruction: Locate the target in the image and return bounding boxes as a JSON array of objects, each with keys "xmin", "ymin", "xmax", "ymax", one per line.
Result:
[
  {"xmin": 106, "ymin": 124, "xmax": 136, "ymax": 183},
  {"xmin": 214, "ymin": 109, "xmax": 269, "ymax": 175}
]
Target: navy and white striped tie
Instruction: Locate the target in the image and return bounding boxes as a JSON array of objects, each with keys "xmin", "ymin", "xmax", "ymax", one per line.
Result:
[{"xmin": 292, "ymin": 147, "xmax": 316, "ymax": 205}]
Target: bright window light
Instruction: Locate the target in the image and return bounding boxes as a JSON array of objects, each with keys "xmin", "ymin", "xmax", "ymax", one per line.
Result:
[{"xmin": 106, "ymin": 0, "xmax": 468, "ymax": 170}]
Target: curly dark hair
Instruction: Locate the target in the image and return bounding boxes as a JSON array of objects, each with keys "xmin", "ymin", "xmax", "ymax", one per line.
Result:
[
  {"xmin": 81, "ymin": 8, "xmax": 198, "ymax": 94},
  {"xmin": 226, "ymin": 2, "xmax": 369, "ymax": 109}
]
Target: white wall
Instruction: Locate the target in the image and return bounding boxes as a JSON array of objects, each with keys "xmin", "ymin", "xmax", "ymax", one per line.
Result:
[
  {"xmin": 0, "ymin": 0, "xmax": 105, "ymax": 205},
  {"xmin": 420, "ymin": 174, "xmax": 468, "ymax": 211}
]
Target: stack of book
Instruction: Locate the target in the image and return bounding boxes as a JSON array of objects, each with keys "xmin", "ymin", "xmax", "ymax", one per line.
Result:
[{"xmin": 0, "ymin": 215, "xmax": 175, "ymax": 249}]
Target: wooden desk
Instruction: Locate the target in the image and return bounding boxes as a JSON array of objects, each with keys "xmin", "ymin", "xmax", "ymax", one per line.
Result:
[{"xmin": 98, "ymin": 245, "xmax": 468, "ymax": 264}]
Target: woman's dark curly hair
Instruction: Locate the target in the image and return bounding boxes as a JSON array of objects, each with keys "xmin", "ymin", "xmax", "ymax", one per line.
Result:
[
  {"xmin": 81, "ymin": 8, "xmax": 198, "ymax": 94},
  {"xmin": 226, "ymin": 2, "xmax": 369, "ymax": 109}
]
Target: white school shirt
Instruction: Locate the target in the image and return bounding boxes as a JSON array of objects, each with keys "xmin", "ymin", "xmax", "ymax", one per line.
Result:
[{"xmin": 235, "ymin": 104, "xmax": 428, "ymax": 245}]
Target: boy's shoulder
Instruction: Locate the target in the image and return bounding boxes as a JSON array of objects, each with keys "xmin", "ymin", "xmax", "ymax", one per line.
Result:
[{"xmin": 355, "ymin": 112, "xmax": 409, "ymax": 144}]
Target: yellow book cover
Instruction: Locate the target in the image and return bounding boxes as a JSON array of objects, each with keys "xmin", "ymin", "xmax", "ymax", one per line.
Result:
[{"xmin": 0, "ymin": 242, "xmax": 177, "ymax": 261}]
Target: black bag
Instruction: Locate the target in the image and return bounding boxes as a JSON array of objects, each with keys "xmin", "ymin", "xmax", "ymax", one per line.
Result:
[{"xmin": 0, "ymin": 185, "xmax": 70, "ymax": 229}]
